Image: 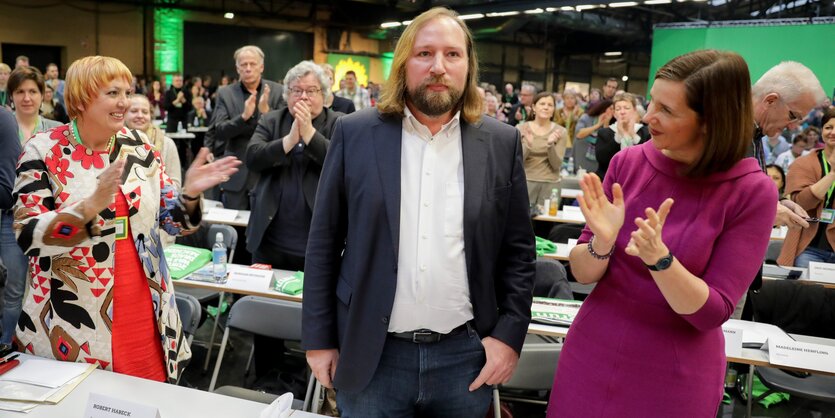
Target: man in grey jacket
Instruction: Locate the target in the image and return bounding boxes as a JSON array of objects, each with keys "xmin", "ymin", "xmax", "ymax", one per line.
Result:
[{"xmin": 206, "ymin": 45, "xmax": 284, "ymax": 210}]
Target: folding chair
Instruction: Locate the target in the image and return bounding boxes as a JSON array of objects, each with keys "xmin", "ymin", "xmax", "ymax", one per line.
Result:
[
  {"xmin": 208, "ymin": 296, "xmax": 316, "ymax": 411},
  {"xmin": 174, "ymin": 292, "xmax": 201, "ymax": 345}
]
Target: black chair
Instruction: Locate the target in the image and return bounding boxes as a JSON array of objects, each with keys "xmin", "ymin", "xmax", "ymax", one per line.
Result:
[
  {"xmin": 534, "ymin": 258, "xmax": 572, "ymax": 299},
  {"xmin": 764, "ymin": 240, "xmax": 783, "ymax": 265},
  {"xmin": 749, "ymin": 280, "xmax": 835, "ymax": 405}
]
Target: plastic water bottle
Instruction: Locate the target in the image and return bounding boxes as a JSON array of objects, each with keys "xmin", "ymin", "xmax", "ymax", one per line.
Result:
[
  {"xmin": 567, "ymin": 157, "xmax": 575, "ymax": 174},
  {"xmin": 177, "ymin": 121, "xmax": 185, "ymax": 133},
  {"xmin": 212, "ymin": 232, "xmax": 227, "ymax": 284},
  {"xmin": 549, "ymin": 188, "xmax": 559, "ymax": 216}
]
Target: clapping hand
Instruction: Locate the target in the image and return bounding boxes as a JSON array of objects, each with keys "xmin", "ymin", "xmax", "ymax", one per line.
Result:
[
  {"xmin": 547, "ymin": 129, "xmax": 562, "ymax": 146},
  {"xmin": 520, "ymin": 125, "xmax": 534, "ymax": 147},
  {"xmin": 182, "ymin": 148, "xmax": 241, "ymax": 195},
  {"xmin": 243, "ymin": 93, "xmax": 257, "ymax": 120},
  {"xmin": 293, "ymin": 100, "xmax": 315, "ymax": 143},
  {"xmin": 624, "ymin": 199, "xmax": 674, "ymax": 265},
  {"xmin": 85, "ymin": 159, "xmax": 126, "ymax": 219},
  {"xmin": 258, "ymin": 84, "xmax": 271, "ymax": 114},
  {"xmin": 577, "ymin": 173, "xmax": 624, "ymax": 247}
]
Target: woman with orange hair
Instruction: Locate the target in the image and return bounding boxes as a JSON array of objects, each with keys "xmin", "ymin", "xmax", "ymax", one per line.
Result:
[{"xmin": 12, "ymin": 56, "xmax": 240, "ymax": 382}]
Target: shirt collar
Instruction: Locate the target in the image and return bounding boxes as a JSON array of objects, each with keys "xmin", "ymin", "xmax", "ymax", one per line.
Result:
[
  {"xmin": 240, "ymin": 80, "xmax": 262, "ymax": 96},
  {"xmin": 403, "ymin": 106, "xmax": 461, "ymax": 141}
]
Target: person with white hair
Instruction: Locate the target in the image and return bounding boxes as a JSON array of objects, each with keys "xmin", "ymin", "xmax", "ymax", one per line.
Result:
[
  {"xmin": 206, "ymin": 45, "xmax": 285, "ymax": 210},
  {"xmin": 245, "ymin": 60, "xmax": 343, "ymax": 378}
]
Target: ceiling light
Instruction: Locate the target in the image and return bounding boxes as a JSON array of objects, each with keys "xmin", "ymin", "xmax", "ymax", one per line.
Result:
[
  {"xmin": 609, "ymin": 1, "xmax": 638, "ymax": 6},
  {"xmin": 545, "ymin": 7, "xmax": 558, "ymax": 11},
  {"xmin": 458, "ymin": 13, "xmax": 485, "ymax": 20},
  {"xmin": 525, "ymin": 8, "xmax": 545, "ymax": 14},
  {"xmin": 223, "ymin": 12, "xmax": 234, "ymax": 19},
  {"xmin": 622, "ymin": 75, "xmax": 629, "ymax": 81},
  {"xmin": 380, "ymin": 22, "xmax": 402, "ymax": 28},
  {"xmin": 605, "ymin": 51, "xmax": 623, "ymax": 56},
  {"xmin": 561, "ymin": 6, "xmax": 576, "ymax": 10},
  {"xmin": 644, "ymin": 0, "xmax": 672, "ymax": 4},
  {"xmin": 576, "ymin": 4, "xmax": 604, "ymax": 10},
  {"xmin": 402, "ymin": 20, "xmax": 413, "ymax": 25},
  {"xmin": 486, "ymin": 11, "xmax": 521, "ymax": 17}
]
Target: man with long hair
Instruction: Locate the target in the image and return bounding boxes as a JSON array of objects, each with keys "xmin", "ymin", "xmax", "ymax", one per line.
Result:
[{"xmin": 302, "ymin": 7, "xmax": 535, "ymax": 417}]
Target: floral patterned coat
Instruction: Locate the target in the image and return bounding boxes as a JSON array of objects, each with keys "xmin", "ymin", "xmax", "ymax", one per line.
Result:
[{"xmin": 12, "ymin": 124, "xmax": 198, "ymax": 383}]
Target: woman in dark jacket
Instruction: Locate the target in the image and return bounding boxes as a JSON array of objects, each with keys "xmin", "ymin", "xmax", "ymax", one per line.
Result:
[{"xmin": 595, "ymin": 92, "xmax": 651, "ymax": 180}]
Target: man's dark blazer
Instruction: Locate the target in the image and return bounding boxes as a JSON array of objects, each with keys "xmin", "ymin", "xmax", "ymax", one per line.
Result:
[
  {"xmin": 329, "ymin": 95, "xmax": 355, "ymax": 114},
  {"xmin": 302, "ymin": 108, "xmax": 536, "ymax": 393},
  {"xmin": 0, "ymin": 108, "xmax": 21, "ymax": 209},
  {"xmin": 164, "ymin": 86, "xmax": 191, "ymax": 133},
  {"xmin": 244, "ymin": 106, "xmax": 342, "ymax": 253},
  {"xmin": 205, "ymin": 80, "xmax": 285, "ymax": 201}
]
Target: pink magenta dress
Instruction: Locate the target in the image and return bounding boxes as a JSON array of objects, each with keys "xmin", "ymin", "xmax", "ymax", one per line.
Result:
[{"xmin": 548, "ymin": 142, "xmax": 776, "ymax": 417}]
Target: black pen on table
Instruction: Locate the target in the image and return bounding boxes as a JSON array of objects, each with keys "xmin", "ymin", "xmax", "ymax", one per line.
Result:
[{"xmin": 0, "ymin": 354, "xmax": 19, "ymax": 364}]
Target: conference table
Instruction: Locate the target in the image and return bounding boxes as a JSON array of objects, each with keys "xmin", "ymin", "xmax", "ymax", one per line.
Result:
[{"xmin": 10, "ymin": 366, "xmax": 324, "ymax": 417}]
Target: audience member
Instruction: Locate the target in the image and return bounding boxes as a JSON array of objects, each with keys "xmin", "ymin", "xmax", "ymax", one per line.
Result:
[
  {"xmin": 774, "ymin": 134, "xmax": 808, "ymax": 173},
  {"xmin": 602, "ymin": 77, "xmax": 618, "ymax": 101},
  {"xmin": 304, "ymin": 8, "xmax": 534, "ymax": 417},
  {"xmin": 484, "ymin": 93, "xmax": 505, "ymax": 122},
  {"xmin": 587, "ymin": 88, "xmax": 602, "ymax": 109},
  {"xmin": 761, "ymin": 132, "xmax": 790, "ymax": 165},
  {"xmin": 595, "ymin": 92, "xmax": 651, "ymax": 180},
  {"xmin": 766, "ymin": 164, "xmax": 786, "ymax": 198},
  {"xmin": 550, "ymin": 49, "xmax": 775, "ymax": 417},
  {"xmin": 164, "ymin": 74, "xmax": 191, "ymax": 133},
  {"xmin": 187, "ymin": 96, "xmax": 211, "ymax": 128},
  {"xmin": 44, "ymin": 63, "xmax": 65, "ymax": 107},
  {"xmin": 337, "ymin": 70, "xmax": 371, "ymax": 110},
  {"xmin": 511, "ymin": 84, "xmax": 535, "ymax": 126},
  {"xmin": 207, "ymin": 45, "xmax": 284, "ymax": 210},
  {"xmin": 126, "ymin": 94, "xmax": 182, "ymax": 190},
  {"xmin": 573, "ymin": 99, "xmax": 614, "ymax": 173},
  {"xmin": 553, "ymin": 90, "xmax": 584, "ymax": 150},
  {"xmin": 11, "ymin": 55, "xmax": 239, "ymax": 381},
  {"xmin": 518, "ymin": 91, "xmax": 568, "ymax": 207},
  {"xmin": 40, "ymin": 84, "xmax": 69, "ymax": 123},
  {"xmin": 319, "ymin": 63, "xmax": 355, "ymax": 114},
  {"xmin": 0, "ymin": 64, "xmax": 10, "ymax": 109},
  {"xmin": 147, "ymin": 79, "xmax": 166, "ymax": 120},
  {"xmin": 751, "ymin": 61, "xmax": 826, "ymax": 229},
  {"xmin": 777, "ymin": 108, "xmax": 835, "ymax": 268},
  {"xmin": 500, "ymin": 82, "xmax": 517, "ymax": 120},
  {"xmin": 0, "ymin": 108, "xmax": 22, "ymax": 352},
  {"xmin": 8, "ymin": 66, "xmax": 62, "ymax": 142},
  {"xmin": 802, "ymin": 126, "xmax": 822, "ymax": 150},
  {"xmin": 14, "ymin": 56, "xmax": 29, "ymax": 69},
  {"xmin": 246, "ymin": 60, "xmax": 342, "ymax": 378}
]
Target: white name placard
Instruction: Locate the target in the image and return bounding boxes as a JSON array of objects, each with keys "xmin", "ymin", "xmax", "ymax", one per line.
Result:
[
  {"xmin": 86, "ymin": 392, "xmax": 161, "ymax": 418},
  {"xmin": 808, "ymin": 262, "xmax": 835, "ymax": 284},
  {"xmin": 722, "ymin": 326, "xmax": 743, "ymax": 358},
  {"xmin": 205, "ymin": 207, "xmax": 239, "ymax": 223},
  {"xmin": 227, "ymin": 266, "xmax": 274, "ymax": 286},
  {"xmin": 767, "ymin": 339, "xmax": 835, "ymax": 374}
]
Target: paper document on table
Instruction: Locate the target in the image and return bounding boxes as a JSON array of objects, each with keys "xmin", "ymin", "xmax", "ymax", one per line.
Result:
[
  {"xmin": 0, "ymin": 399, "xmax": 39, "ymax": 413},
  {"xmin": 204, "ymin": 207, "xmax": 239, "ymax": 223},
  {"xmin": 0, "ymin": 358, "xmax": 91, "ymax": 388},
  {"xmin": 531, "ymin": 298, "xmax": 582, "ymax": 326},
  {"xmin": 0, "ymin": 355, "xmax": 94, "ymax": 404},
  {"xmin": 722, "ymin": 319, "xmax": 792, "ymax": 349},
  {"xmin": 808, "ymin": 262, "xmax": 835, "ymax": 284}
]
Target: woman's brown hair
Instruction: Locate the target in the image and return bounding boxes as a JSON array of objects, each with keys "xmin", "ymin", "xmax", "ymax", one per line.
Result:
[
  {"xmin": 8, "ymin": 66, "xmax": 45, "ymax": 97},
  {"xmin": 377, "ymin": 7, "xmax": 482, "ymax": 124},
  {"xmin": 655, "ymin": 50, "xmax": 753, "ymax": 178}
]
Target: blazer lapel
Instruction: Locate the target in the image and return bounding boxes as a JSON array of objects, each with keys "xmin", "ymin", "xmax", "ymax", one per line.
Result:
[
  {"xmin": 373, "ymin": 117, "xmax": 403, "ymax": 262},
  {"xmin": 461, "ymin": 120, "xmax": 488, "ymax": 274}
]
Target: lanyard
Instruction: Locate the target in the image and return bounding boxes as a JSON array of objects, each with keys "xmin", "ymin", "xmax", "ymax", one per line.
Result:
[
  {"xmin": 18, "ymin": 115, "xmax": 40, "ymax": 143},
  {"xmin": 71, "ymin": 119, "xmax": 116, "ymax": 153},
  {"xmin": 822, "ymin": 151, "xmax": 835, "ymax": 208}
]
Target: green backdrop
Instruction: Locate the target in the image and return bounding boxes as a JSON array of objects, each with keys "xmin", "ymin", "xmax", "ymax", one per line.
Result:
[{"xmin": 649, "ymin": 22, "xmax": 835, "ymax": 98}]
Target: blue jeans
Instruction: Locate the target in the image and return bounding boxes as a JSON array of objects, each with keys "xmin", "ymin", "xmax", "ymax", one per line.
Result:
[
  {"xmin": 336, "ymin": 325, "xmax": 492, "ymax": 418},
  {"xmin": 1, "ymin": 210, "xmax": 27, "ymax": 345},
  {"xmin": 794, "ymin": 246, "xmax": 835, "ymax": 269}
]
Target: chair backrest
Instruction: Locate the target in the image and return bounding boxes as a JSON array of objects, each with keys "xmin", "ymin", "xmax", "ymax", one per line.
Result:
[
  {"xmin": 751, "ymin": 280, "xmax": 835, "ymax": 339},
  {"xmin": 174, "ymin": 292, "xmax": 202, "ymax": 338},
  {"xmin": 503, "ymin": 334, "xmax": 562, "ymax": 390},
  {"xmin": 764, "ymin": 240, "xmax": 783, "ymax": 264},
  {"xmin": 227, "ymin": 296, "xmax": 302, "ymax": 341},
  {"xmin": 207, "ymin": 224, "xmax": 238, "ymax": 263},
  {"xmin": 547, "ymin": 223, "xmax": 584, "ymax": 245},
  {"xmin": 534, "ymin": 259, "xmax": 573, "ymax": 299}
]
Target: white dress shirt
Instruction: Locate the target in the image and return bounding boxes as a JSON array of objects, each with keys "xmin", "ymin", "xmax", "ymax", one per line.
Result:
[{"xmin": 388, "ymin": 107, "xmax": 474, "ymax": 333}]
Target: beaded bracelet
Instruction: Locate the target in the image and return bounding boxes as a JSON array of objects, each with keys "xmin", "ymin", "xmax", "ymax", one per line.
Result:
[{"xmin": 588, "ymin": 235, "xmax": 615, "ymax": 260}]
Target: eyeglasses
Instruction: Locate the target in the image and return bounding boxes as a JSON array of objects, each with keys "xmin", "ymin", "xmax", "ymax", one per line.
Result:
[
  {"xmin": 782, "ymin": 99, "xmax": 804, "ymax": 124},
  {"xmin": 290, "ymin": 87, "xmax": 322, "ymax": 97}
]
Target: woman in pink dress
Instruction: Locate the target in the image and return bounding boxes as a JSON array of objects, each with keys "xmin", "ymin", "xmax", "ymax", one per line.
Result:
[{"xmin": 548, "ymin": 50, "xmax": 777, "ymax": 416}]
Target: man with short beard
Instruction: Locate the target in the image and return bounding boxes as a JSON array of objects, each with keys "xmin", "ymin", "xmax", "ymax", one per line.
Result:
[{"xmin": 303, "ymin": 7, "xmax": 535, "ymax": 417}]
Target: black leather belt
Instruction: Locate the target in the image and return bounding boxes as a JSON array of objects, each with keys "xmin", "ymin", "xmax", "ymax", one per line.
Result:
[{"xmin": 388, "ymin": 322, "xmax": 471, "ymax": 343}]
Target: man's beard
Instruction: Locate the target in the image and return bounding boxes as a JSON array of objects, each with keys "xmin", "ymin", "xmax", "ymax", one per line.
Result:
[{"xmin": 407, "ymin": 76, "xmax": 463, "ymax": 117}]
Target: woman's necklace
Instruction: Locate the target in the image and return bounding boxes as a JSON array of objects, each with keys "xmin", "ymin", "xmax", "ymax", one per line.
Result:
[{"xmin": 71, "ymin": 119, "xmax": 116, "ymax": 153}]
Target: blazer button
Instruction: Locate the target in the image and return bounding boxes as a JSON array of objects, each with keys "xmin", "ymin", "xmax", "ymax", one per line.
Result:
[{"xmin": 381, "ymin": 316, "xmax": 389, "ymax": 324}]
